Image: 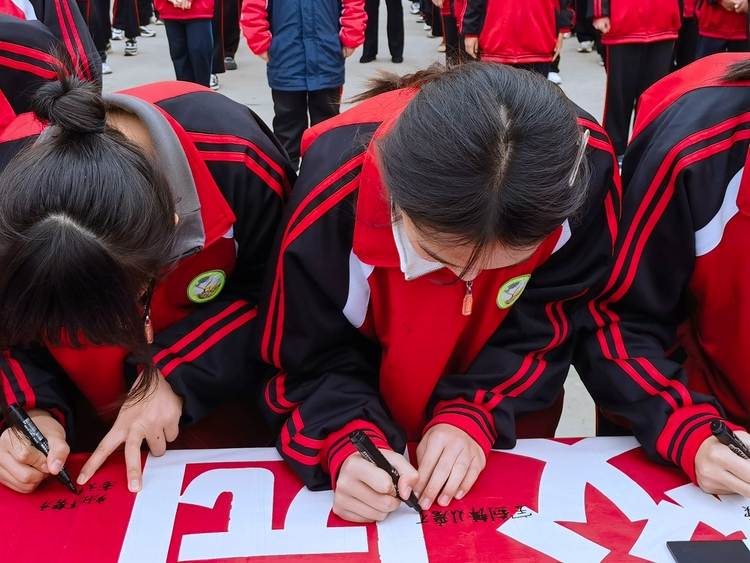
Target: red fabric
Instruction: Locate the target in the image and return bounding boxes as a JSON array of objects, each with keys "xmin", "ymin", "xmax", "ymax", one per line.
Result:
[
  {"xmin": 474, "ymin": 0, "xmax": 562, "ymax": 64},
  {"xmin": 684, "ymin": 0, "xmax": 697, "ymax": 17},
  {"xmin": 695, "ymin": 0, "xmax": 747, "ymax": 40},
  {"xmin": 240, "ymin": 0, "xmax": 272, "ymax": 54},
  {"xmin": 339, "ymin": 0, "xmax": 367, "ymax": 48},
  {"xmin": 454, "ymin": 0, "xmax": 466, "ymax": 33},
  {"xmin": 441, "ymin": 0, "xmax": 451, "ymax": 16},
  {"xmin": 153, "ymin": 0, "xmax": 214, "ymax": 21},
  {"xmin": 322, "ymin": 420, "xmax": 391, "ymax": 489},
  {"xmin": 594, "ymin": 0, "xmax": 680, "ymax": 45}
]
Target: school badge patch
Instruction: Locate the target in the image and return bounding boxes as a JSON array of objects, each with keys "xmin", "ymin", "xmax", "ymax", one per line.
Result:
[
  {"xmin": 496, "ymin": 274, "xmax": 531, "ymax": 309},
  {"xmin": 187, "ymin": 270, "xmax": 226, "ymax": 303}
]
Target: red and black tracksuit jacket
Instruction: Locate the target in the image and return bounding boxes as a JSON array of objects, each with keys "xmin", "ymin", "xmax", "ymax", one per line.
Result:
[
  {"xmin": 576, "ymin": 53, "xmax": 750, "ymax": 485},
  {"xmin": 0, "ymin": 0, "xmax": 100, "ymax": 132},
  {"xmin": 588, "ymin": 0, "xmax": 681, "ymax": 44},
  {"xmin": 0, "ymin": 81, "xmax": 294, "ymax": 437},
  {"xmin": 462, "ymin": 0, "xmax": 574, "ymax": 64},
  {"xmin": 694, "ymin": 0, "xmax": 747, "ymax": 40},
  {"xmin": 254, "ymin": 87, "xmax": 625, "ymax": 491}
]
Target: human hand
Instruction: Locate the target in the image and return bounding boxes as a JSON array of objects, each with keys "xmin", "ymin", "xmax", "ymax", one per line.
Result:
[
  {"xmin": 0, "ymin": 409, "xmax": 69, "ymax": 493},
  {"xmin": 464, "ymin": 37, "xmax": 479, "ymax": 59},
  {"xmin": 414, "ymin": 424, "xmax": 486, "ymax": 510},
  {"xmin": 432, "ymin": 0, "xmax": 443, "ymax": 6},
  {"xmin": 78, "ymin": 372, "xmax": 183, "ymax": 493},
  {"xmin": 333, "ymin": 449, "xmax": 419, "ymax": 522},
  {"xmin": 553, "ymin": 32, "xmax": 564, "ymax": 60},
  {"xmin": 593, "ymin": 16, "xmax": 610, "ymax": 34},
  {"xmin": 734, "ymin": 0, "xmax": 748, "ymax": 13},
  {"xmin": 343, "ymin": 47, "xmax": 355, "ymax": 58},
  {"xmin": 258, "ymin": 51, "xmax": 270, "ymax": 63},
  {"xmin": 695, "ymin": 431, "xmax": 750, "ymax": 496}
]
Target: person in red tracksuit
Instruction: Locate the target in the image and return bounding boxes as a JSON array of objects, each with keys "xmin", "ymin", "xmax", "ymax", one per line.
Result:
[
  {"xmin": 462, "ymin": 0, "xmax": 572, "ymax": 76},
  {"xmin": 591, "ymin": 0, "xmax": 681, "ymax": 159},
  {"xmin": 0, "ymin": 20, "xmax": 294, "ymax": 495},
  {"xmin": 155, "ymin": 0, "xmax": 215, "ymax": 88},
  {"xmin": 694, "ymin": 0, "xmax": 748, "ymax": 58},
  {"xmin": 252, "ymin": 61, "xmax": 729, "ymax": 524},
  {"xmin": 576, "ymin": 53, "xmax": 750, "ymax": 498}
]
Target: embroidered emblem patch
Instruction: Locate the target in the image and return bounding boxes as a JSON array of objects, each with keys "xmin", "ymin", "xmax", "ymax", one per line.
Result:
[
  {"xmin": 496, "ymin": 275, "xmax": 531, "ymax": 309},
  {"xmin": 187, "ymin": 270, "xmax": 226, "ymax": 303}
]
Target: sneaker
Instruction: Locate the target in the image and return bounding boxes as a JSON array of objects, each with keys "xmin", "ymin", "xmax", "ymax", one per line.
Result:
[
  {"xmin": 423, "ymin": 23, "xmax": 431, "ymax": 31},
  {"xmin": 124, "ymin": 39, "xmax": 138, "ymax": 56},
  {"xmin": 577, "ymin": 40, "xmax": 594, "ymax": 53},
  {"xmin": 599, "ymin": 57, "xmax": 605, "ymax": 66},
  {"xmin": 210, "ymin": 73, "xmax": 220, "ymax": 90},
  {"xmin": 547, "ymin": 71, "xmax": 562, "ymax": 84},
  {"xmin": 224, "ymin": 55, "xmax": 237, "ymax": 70},
  {"xmin": 563, "ymin": 32, "xmax": 571, "ymax": 39},
  {"xmin": 139, "ymin": 25, "xmax": 156, "ymax": 37},
  {"xmin": 150, "ymin": 15, "xmax": 164, "ymax": 25},
  {"xmin": 410, "ymin": 1, "xmax": 420, "ymax": 14},
  {"xmin": 101, "ymin": 62, "xmax": 112, "ymax": 74},
  {"xmin": 416, "ymin": 15, "xmax": 425, "ymax": 22},
  {"xmin": 437, "ymin": 42, "xmax": 446, "ymax": 53},
  {"xmin": 111, "ymin": 28, "xmax": 124, "ymax": 40},
  {"xmin": 106, "ymin": 41, "xmax": 112, "ymax": 53}
]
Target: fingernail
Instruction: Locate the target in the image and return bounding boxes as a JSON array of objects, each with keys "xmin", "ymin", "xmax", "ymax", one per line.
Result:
[
  {"xmin": 77, "ymin": 474, "xmax": 86, "ymax": 485},
  {"xmin": 130, "ymin": 480, "xmax": 141, "ymax": 492},
  {"xmin": 456, "ymin": 490, "xmax": 465, "ymax": 500},
  {"xmin": 41, "ymin": 463, "xmax": 49, "ymax": 473},
  {"xmin": 439, "ymin": 495, "xmax": 450, "ymax": 506},
  {"xmin": 402, "ymin": 486, "xmax": 412, "ymax": 498},
  {"xmin": 51, "ymin": 460, "xmax": 62, "ymax": 473},
  {"xmin": 419, "ymin": 497, "xmax": 431, "ymax": 511}
]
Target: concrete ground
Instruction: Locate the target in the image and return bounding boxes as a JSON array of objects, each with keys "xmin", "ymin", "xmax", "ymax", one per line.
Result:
[{"xmin": 103, "ymin": 1, "xmax": 605, "ymax": 437}]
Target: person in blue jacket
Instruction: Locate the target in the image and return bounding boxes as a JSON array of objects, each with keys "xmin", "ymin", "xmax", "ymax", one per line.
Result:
[{"xmin": 241, "ymin": 0, "xmax": 367, "ymax": 169}]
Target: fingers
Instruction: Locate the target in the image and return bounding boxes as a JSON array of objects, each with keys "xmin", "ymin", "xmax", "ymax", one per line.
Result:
[
  {"xmin": 383, "ymin": 450, "xmax": 419, "ymax": 500},
  {"xmin": 696, "ymin": 435, "xmax": 750, "ymax": 497},
  {"xmin": 0, "ymin": 429, "xmax": 48, "ymax": 493},
  {"xmin": 333, "ymin": 453, "xmax": 403, "ymax": 523},
  {"xmin": 0, "ymin": 462, "xmax": 45, "ymax": 493},
  {"xmin": 78, "ymin": 429, "xmax": 125, "ymax": 486},
  {"xmin": 125, "ymin": 434, "xmax": 145, "ymax": 492}
]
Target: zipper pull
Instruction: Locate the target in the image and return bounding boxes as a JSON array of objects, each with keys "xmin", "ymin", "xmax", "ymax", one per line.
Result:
[
  {"xmin": 144, "ymin": 310, "xmax": 154, "ymax": 344},
  {"xmin": 462, "ymin": 280, "xmax": 473, "ymax": 316}
]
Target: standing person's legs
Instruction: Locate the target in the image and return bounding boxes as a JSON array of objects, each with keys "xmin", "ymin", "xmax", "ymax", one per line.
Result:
[
  {"xmin": 361, "ymin": 0, "xmax": 380, "ymax": 61},
  {"xmin": 695, "ymin": 35, "xmax": 729, "ymax": 58},
  {"xmin": 603, "ymin": 43, "xmax": 642, "ymax": 157},
  {"xmin": 308, "ymin": 88, "xmax": 342, "ymax": 127},
  {"xmin": 635, "ymin": 40, "xmax": 674, "ymax": 101},
  {"xmin": 164, "ymin": 20, "xmax": 194, "ymax": 82},
  {"xmin": 90, "ymin": 0, "xmax": 110, "ymax": 64},
  {"xmin": 443, "ymin": 13, "xmax": 459, "ymax": 65},
  {"xmin": 727, "ymin": 38, "xmax": 750, "ymax": 52},
  {"xmin": 113, "ymin": 0, "xmax": 140, "ymax": 39},
  {"xmin": 271, "ymin": 90, "xmax": 309, "ymax": 169},
  {"xmin": 211, "ymin": 0, "xmax": 226, "ymax": 75},
  {"xmin": 137, "ymin": 0, "xmax": 152, "ymax": 26},
  {"xmin": 186, "ymin": 18, "xmax": 214, "ymax": 87},
  {"xmin": 224, "ymin": 0, "xmax": 240, "ymax": 60},
  {"xmin": 513, "ymin": 62, "xmax": 551, "ymax": 77},
  {"xmin": 385, "ymin": 0, "xmax": 404, "ymax": 60},
  {"xmin": 674, "ymin": 16, "xmax": 698, "ymax": 69}
]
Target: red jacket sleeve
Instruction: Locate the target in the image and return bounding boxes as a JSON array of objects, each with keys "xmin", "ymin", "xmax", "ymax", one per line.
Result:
[
  {"xmin": 240, "ymin": 0, "xmax": 272, "ymax": 55},
  {"xmin": 340, "ymin": 0, "xmax": 366, "ymax": 49}
]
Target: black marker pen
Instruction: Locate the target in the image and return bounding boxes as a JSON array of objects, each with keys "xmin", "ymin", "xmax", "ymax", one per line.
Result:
[
  {"xmin": 711, "ymin": 419, "xmax": 750, "ymax": 460},
  {"xmin": 6, "ymin": 403, "xmax": 77, "ymax": 493},
  {"xmin": 349, "ymin": 429, "xmax": 422, "ymax": 515}
]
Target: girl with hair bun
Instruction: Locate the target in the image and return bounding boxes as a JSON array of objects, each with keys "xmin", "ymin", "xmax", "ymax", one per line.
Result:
[
  {"xmin": 254, "ymin": 61, "xmax": 742, "ymax": 523},
  {"xmin": 0, "ymin": 20, "xmax": 294, "ymax": 494}
]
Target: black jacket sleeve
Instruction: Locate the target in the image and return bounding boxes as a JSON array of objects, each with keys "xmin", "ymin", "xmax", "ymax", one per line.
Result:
[{"xmin": 462, "ymin": 0, "xmax": 486, "ymax": 35}]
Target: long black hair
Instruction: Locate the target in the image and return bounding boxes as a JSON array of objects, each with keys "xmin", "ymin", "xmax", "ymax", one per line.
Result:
[
  {"xmin": 0, "ymin": 69, "xmax": 179, "ymax": 409},
  {"xmin": 358, "ymin": 63, "xmax": 590, "ymax": 274}
]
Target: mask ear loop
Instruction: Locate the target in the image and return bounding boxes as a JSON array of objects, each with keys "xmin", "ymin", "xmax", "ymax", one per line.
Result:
[
  {"xmin": 568, "ymin": 128, "xmax": 590, "ymax": 187},
  {"xmin": 141, "ymin": 280, "xmax": 156, "ymax": 344}
]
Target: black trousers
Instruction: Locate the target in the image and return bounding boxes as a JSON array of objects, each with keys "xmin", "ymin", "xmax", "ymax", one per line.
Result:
[
  {"xmin": 574, "ymin": 0, "xmax": 596, "ymax": 42},
  {"xmin": 513, "ymin": 62, "xmax": 551, "ymax": 77},
  {"xmin": 164, "ymin": 18, "xmax": 213, "ymax": 87},
  {"xmin": 113, "ymin": 0, "xmax": 140, "ymax": 38},
  {"xmin": 211, "ymin": 0, "xmax": 225, "ymax": 73},
  {"xmin": 695, "ymin": 35, "xmax": 750, "ymax": 59},
  {"xmin": 138, "ymin": 0, "xmax": 152, "ymax": 26},
  {"xmin": 224, "ymin": 0, "xmax": 240, "ymax": 57},
  {"xmin": 362, "ymin": 0, "xmax": 404, "ymax": 59},
  {"xmin": 604, "ymin": 40, "xmax": 673, "ymax": 156},
  {"xmin": 443, "ymin": 13, "xmax": 461, "ymax": 65},
  {"xmin": 272, "ymin": 88, "xmax": 341, "ymax": 169},
  {"xmin": 673, "ymin": 15, "xmax": 698, "ymax": 70},
  {"xmin": 89, "ymin": 0, "xmax": 109, "ymax": 62}
]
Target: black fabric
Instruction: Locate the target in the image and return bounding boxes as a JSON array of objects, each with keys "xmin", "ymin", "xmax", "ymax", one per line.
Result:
[
  {"xmin": 271, "ymin": 88, "xmax": 341, "ymax": 169},
  {"xmin": 362, "ymin": 0, "xmax": 404, "ymax": 59},
  {"xmin": 673, "ymin": 15, "xmax": 698, "ymax": 69},
  {"xmin": 604, "ymin": 40, "xmax": 674, "ymax": 156},
  {"xmin": 113, "ymin": 0, "xmax": 140, "ymax": 39},
  {"xmin": 211, "ymin": 0, "xmax": 225, "ymax": 74},
  {"xmin": 90, "ymin": 0, "xmax": 110, "ymax": 62},
  {"xmin": 164, "ymin": 18, "xmax": 213, "ymax": 87},
  {"xmin": 695, "ymin": 35, "xmax": 750, "ymax": 59},
  {"xmin": 137, "ymin": 0, "xmax": 152, "ymax": 26},
  {"xmin": 575, "ymin": 0, "xmax": 596, "ymax": 42},
  {"xmin": 223, "ymin": 0, "xmax": 240, "ymax": 56}
]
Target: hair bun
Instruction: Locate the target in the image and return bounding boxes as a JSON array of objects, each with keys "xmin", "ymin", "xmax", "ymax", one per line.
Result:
[{"xmin": 32, "ymin": 75, "xmax": 106, "ymax": 135}]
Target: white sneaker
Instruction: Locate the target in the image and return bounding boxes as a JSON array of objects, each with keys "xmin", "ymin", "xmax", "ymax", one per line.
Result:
[
  {"xmin": 547, "ymin": 71, "xmax": 562, "ymax": 84},
  {"xmin": 139, "ymin": 25, "xmax": 155, "ymax": 37},
  {"xmin": 410, "ymin": 1, "xmax": 420, "ymax": 14},
  {"xmin": 111, "ymin": 28, "xmax": 124, "ymax": 40},
  {"xmin": 210, "ymin": 74, "xmax": 220, "ymax": 90},
  {"xmin": 423, "ymin": 23, "xmax": 431, "ymax": 31},
  {"xmin": 563, "ymin": 32, "xmax": 571, "ymax": 38},
  {"xmin": 577, "ymin": 40, "xmax": 594, "ymax": 53},
  {"xmin": 101, "ymin": 62, "xmax": 112, "ymax": 74},
  {"xmin": 150, "ymin": 15, "xmax": 164, "ymax": 25},
  {"xmin": 124, "ymin": 39, "xmax": 138, "ymax": 56}
]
